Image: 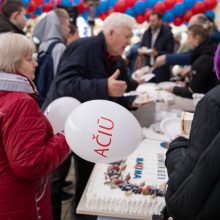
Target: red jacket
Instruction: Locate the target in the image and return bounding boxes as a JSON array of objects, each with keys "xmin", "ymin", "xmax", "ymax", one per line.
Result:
[{"xmin": 0, "ymin": 75, "xmax": 70, "ymax": 219}]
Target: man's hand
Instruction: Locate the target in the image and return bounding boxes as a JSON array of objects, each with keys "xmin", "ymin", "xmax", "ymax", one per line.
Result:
[
  {"xmin": 134, "ymin": 78, "xmax": 145, "ymax": 85},
  {"xmin": 155, "ymin": 55, "xmax": 166, "ymax": 67},
  {"xmin": 180, "ymin": 66, "xmax": 191, "ymax": 77},
  {"xmin": 150, "ymin": 48, "xmax": 158, "ymax": 57},
  {"xmin": 108, "ymin": 69, "xmax": 127, "ymax": 97},
  {"xmin": 166, "ymin": 86, "xmax": 175, "ymax": 93},
  {"xmin": 176, "ymin": 81, "xmax": 186, "ymax": 87},
  {"xmin": 131, "ymin": 101, "xmax": 148, "ymax": 108}
]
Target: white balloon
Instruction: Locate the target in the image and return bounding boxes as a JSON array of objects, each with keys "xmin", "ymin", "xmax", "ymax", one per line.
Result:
[
  {"xmin": 64, "ymin": 100, "xmax": 142, "ymax": 163},
  {"xmin": 44, "ymin": 97, "xmax": 81, "ymax": 133}
]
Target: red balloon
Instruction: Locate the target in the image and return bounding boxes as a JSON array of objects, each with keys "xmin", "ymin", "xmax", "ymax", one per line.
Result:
[
  {"xmin": 42, "ymin": 2, "xmax": 53, "ymax": 12},
  {"xmin": 183, "ymin": 10, "xmax": 193, "ymax": 23},
  {"xmin": 204, "ymin": 0, "xmax": 217, "ymax": 10},
  {"xmin": 27, "ymin": 1, "xmax": 36, "ymax": 14},
  {"xmin": 56, "ymin": 0, "xmax": 61, "ymax": 6},
  {"xmin": 77, "ymin": 1, "xmax": 87, "ymax": 14},
  {"xmin": 164, "ymin": 0, "xmax": 176, "ymax": 10},
  {"xmin": 114, "ymin": 0, "xmax": 126, "ymax": 12},
  {"xmin": 136, "ymin": 14, "xmax": 144, "ymax": 24},
  {"xmin": 126, "ymin": 0, "xmax": 136, "ymax": 8},
  {"xmin": 144, "ymin": 9, "xmax": 153, "ymax": 21},
  {"xmin": 192, "ymin": 2, "xmax": 206, "ymax": 14},
  {"xmin": 154, "ymin": 2, "xmax": 166, "ymax": 14},
  {"xmin": 173, "ymin": 16, "xmax": 183, "ymax": 26},
  {"xmin": 99, "ymin": 12, "xmax": 108, "ymax": 20},
  {"xmin": 33, "ymin": 0, "xmax": 43, "ymax": 6}
]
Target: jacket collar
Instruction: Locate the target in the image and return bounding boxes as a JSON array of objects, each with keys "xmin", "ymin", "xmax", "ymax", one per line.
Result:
[
  {"xmin": 191, "ymin": 39, "xmax": 217, "ymax": 63},
  {"xmin": 0, "ymin": 13, "xmax": 25, "ymax": 35},
  {"xmin": 97, "ymin": 32, "xmax": 120, "ymax": 65},
  {"xmin": 0, "ymin": 72, "xmax": 38, "ymax": 96},
  {"xmin": 97, "ymin": 32, "xmax": 108, "ymax": 56}
]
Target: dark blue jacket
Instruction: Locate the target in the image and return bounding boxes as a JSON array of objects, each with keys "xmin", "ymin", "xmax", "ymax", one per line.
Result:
[
  {"xmin": 42, "ymin": 32, "xmax": 137, "ymax": 110},
  {"xmin": 166, "ymin": 51, "xmax": 191, "ymax": 66},
  {"xmin": 140, "ymin": 24, "xmax": 174, "ymax": 83}
]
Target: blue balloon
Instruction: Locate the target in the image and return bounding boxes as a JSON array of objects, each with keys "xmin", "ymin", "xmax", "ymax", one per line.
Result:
[
  {"xmin": 163, "ymin": 10, "xmax": 174, "ymax": 23},
  {"xmin": 134, "ymin": 1, "xmax": 147, "ymax": 14},
  {"xmin": 22, "ymin": 0, "xmax": 30, "ymax": 7},
  {"xmin": 99, "ymin": 0, "xmax": 109, "ymax": 12},
  {"xmin": 145, "ymin": 0, "xmax": 157, "ymax": 8},
  {"xmin": 173, "ymin": 3, "xmax": 186, "ymax": 16},
  {"xmin": 61, "ymin": 0, "xmax": 72, "ymax": 6},
  {"xmin": 81, "ymin": 11, "xmax": 88, "ymax": 20},
  {"xmin": 95, "ymin": 6, "xmax": 100, "ymax": 17},
  {"xmin": 34, "ymin": 6, "xmax": 42, "ymax": 15},
  {"xmin": 26, "ymin": 14, "xmax": 31, "ymax": 19},
  {"xmin": 73, "ymin": 0, "xmax": 80, "ymax": 5},
  {"xmin": 43, "ymin": 0, "xmax": 51, "ymax": 3},
  {"xmin": 125, "ymin": 8, "xmax": 135, "ymax": 17},
  {"xmin": 108, "ymin": 0, "xmax": 117, "ymax": 8},
  {"xmin": 205, "ymin": 10, "xmax": 215, "ymax": 20},
  {"xmin": 184, "ymin": 0, "xmax": 196, "ymax": 9}
]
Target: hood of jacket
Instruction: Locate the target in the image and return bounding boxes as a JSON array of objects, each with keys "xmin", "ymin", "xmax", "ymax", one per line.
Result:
[
  {"xmin": 32, "ymin": 11, "xmax": 64, "ymax": 43},
  {"xmin": 191, "ymin": 39, "xmax": 217, "ymax": 63}
]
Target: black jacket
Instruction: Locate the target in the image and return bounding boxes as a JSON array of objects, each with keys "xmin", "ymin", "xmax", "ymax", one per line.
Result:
[
  {"xmin": 165, "ymin": 83, "xmax": 220, "ymax": 220},
  {"xmin": 43, "ymin": 32, "xmax": 138, "ymax": 110},
  {"xmin": 173, "ymin": 39, "xmax": 218, "ymax": 98},
  {"xmin": 0, "ymin": 13, "xmax": 25, "ymax": 34},
  {"xmin": 140, "ymin": 24, "xmax": 174, "ymax": 83}
]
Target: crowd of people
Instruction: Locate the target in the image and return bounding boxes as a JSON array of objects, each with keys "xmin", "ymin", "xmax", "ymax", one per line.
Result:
[{"xmin": 1, "ymin": 0, "xmax": 220, "ymax": 220}]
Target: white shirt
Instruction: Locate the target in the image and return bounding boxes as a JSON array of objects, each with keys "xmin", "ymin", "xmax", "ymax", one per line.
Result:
[{"xmin": 150, "ymin": 29, "xmax": 160, "ymax": 66}]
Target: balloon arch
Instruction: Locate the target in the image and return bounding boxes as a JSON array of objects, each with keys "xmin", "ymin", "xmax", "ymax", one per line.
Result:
[{"xmin": 7, "ymin": 0, "xmax": 219, "ymax": 26}]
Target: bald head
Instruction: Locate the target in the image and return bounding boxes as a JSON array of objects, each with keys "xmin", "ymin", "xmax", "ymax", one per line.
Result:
[{"xmin": 188, "ymin": 14, "xmax": 208, "ymax": 27}]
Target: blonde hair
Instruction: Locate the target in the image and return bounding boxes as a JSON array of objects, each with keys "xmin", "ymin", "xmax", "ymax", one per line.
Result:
[
  {"xmin": 0, "ymin": 33, "xmax": 35, "ymax": 73},
  {"xmin": 103, "ymin": 12, "xmax": 136, "ymax": 33},
  {"xmin": 188, "ymin": 24, "xmax": 210, "ymax": 41}
]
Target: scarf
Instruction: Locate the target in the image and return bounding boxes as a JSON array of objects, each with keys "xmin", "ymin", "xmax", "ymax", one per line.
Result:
[{"xmin": 0, "ymin": 72, "xmax": 38, "ymax": 97}]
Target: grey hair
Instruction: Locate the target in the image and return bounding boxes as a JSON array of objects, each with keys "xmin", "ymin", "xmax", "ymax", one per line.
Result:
[
  {"xmin": 103, "ymin": 12, "xmax": 136, "ymax": 33},
  {"xmin": 0, "ymin": 33, "xmax": 35, "ymax": 73}
]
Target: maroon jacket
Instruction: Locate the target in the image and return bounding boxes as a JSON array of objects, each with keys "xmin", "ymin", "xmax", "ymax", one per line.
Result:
[{"xmin": 0, "ymin": 72, "xmax": 69, "ymax": 220}]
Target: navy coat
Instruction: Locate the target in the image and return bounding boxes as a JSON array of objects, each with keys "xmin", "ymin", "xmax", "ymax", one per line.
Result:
[{"xmin": 43, "ymin": 32, "xmax": 137, "ymax": 110}]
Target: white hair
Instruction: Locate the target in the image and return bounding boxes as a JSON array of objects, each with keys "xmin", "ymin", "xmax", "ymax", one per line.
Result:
[
  {"xmin": 103, "ymin": 12, "xmax": 136, "ymax": 33},
  {"xmin": 0, "ymin": 33, "xmax": 35, "ymax": 73}
]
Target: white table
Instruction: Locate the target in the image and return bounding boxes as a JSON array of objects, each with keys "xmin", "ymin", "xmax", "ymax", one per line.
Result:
[{"xmin": 136, "ymin": 83, "xmax": 195, "ymax": 113}]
